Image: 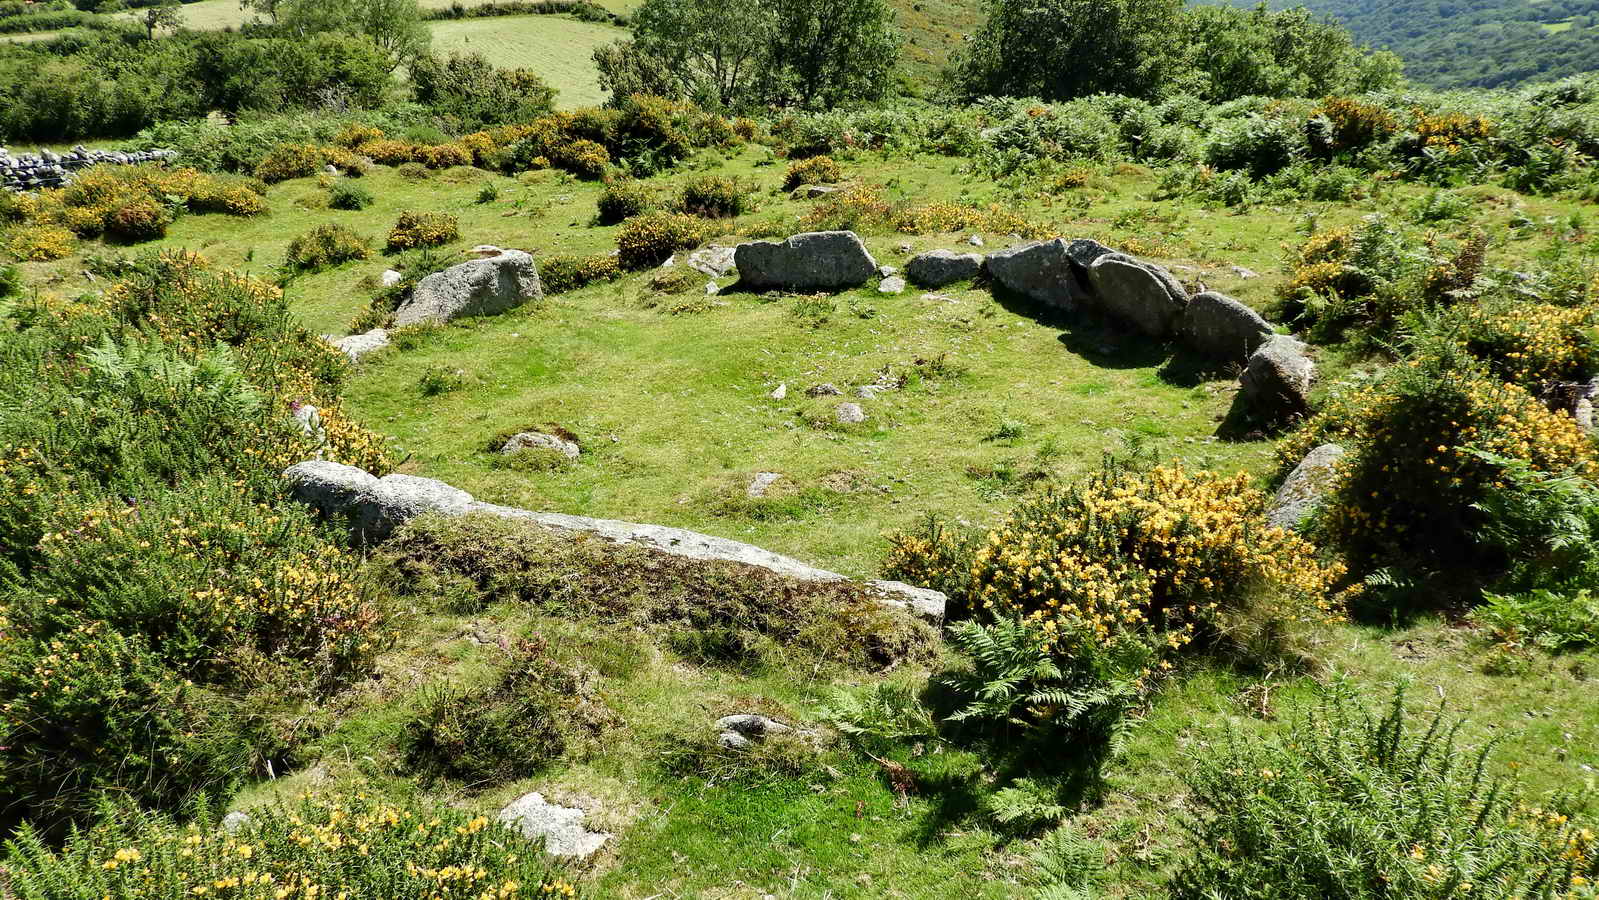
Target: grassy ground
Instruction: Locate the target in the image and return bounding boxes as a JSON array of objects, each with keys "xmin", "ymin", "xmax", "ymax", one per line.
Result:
[
  {"xmin": 430, "ymin": 16, "xmax": 628, "ymax": 109},
  {"xmin": 13, "ymin": 147, "xmax": 1599, "ymax": 896}
]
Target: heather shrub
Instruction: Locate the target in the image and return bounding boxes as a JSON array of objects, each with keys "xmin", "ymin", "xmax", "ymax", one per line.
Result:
[
  {"xmin": 596, "ymin": 178, "xmax": 654, "ymax": 225},
  {"xmin": 285, "ymin": 223, "xmax": 374, "ymax": 272},
  {"xmin": 1, "ymin": 794, "xmax": 575, "ymax": 898},
  {"xmin": 1172, "ymin": 685, "xmax": 1598, "ymax": 899},
  {"xmin": 105, "ymin": 200, "xmax": 172, "ymax": 242},
  {"xmin": 386, "ymin": 211, "xmax": 460, "ymax": 252},
  {"xmin": 783, "ymin": 155, "xmax": 843, "ymax": 190},
  {"xmin": 400, "ymin": 636, "xmax": 612, "ymax": 785},
  {"xmin": 616, "ymin": 212, "xmax": 704, "ymax": 270}
]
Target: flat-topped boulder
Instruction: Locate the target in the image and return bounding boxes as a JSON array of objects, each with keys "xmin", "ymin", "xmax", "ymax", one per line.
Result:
[
  {"xmin": 905, "ymin": 249, "xmax": 984, "ymax": 288},
  {"xmin": 282, "ymin": 460, "xmax": 946, "ymax": 623},
  {"xmin": 1087, "ymin": 254, "xmax": 1189, "ymax": 338},
  {"xmin": 1178, "ymin": 291, "xmax": 1273, "ymax": 363},
  {"xmin": 734, "ymin": 231, "xmax": 877, "ymax": 291},
  {"xmin": 497, "ymin": 793, "xmax": 610, "ymax": 859},
  {"xmin": 393, "ymin": 249, "xmax": 542, "ymax": 327}
]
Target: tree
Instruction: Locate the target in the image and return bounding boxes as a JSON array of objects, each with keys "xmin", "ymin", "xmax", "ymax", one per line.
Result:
[
  {"xmin": 953, "ymin": 0, "xmax": 1182, "ymax": 101},
  {"xmin": 592, "ymin": 41, "xmax": 686, "ymax": 105},
  {"xmin": 762, "ymin": 0, "xmax": 898, "ymax": 107},
  {"xmin": 277, "ymin": 0, "xmax": 429, "ymax": 71},
  {"xmin": 632, "ymin": 0, "xmax": 766, "ymax": 109},
  {"xmin": 239, "ymin": 0, "xmax": 286, "ymax": 25},
  {"xmin": 626, "ymin": 0, "xmax": 898, "ymax": 110},
  {"xmin": 140, "ymin": 0, "xmax": 183, "ymax": 40}
]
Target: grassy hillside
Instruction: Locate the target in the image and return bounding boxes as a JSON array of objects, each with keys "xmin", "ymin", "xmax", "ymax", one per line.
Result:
[
  {"xmin": 9, "ymin": 139, "xmax": 1599, "ymax": 894},
  {"xmin": 431, "ymin": 16, "xmax": 627, "ymax": 109}
]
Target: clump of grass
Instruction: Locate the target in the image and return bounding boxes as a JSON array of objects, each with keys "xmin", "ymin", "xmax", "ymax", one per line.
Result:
[
  {"xmin": 328, "ymin": 181, "xmax": 374, "ymax": 211},
  {"xmin": 284, "ymin": 223, "xmax": 373, "ymax": 272},
  {"xmin": 417, "ymin": 365, "xmax": 464, "ymax": 397}
]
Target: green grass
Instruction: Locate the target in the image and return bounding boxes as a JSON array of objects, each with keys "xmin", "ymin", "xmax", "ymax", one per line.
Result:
[
  {"xmin": 429, "ymin": 15, "xmax": 628, "ymax": 109},
  {"xmin": 13, "ymin": 145, "xmax": 1599, "ymax": 897}
]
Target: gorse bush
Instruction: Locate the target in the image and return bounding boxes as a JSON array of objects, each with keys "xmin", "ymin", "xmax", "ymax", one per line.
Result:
[
  {"xmin": 400, "ymin": 636, "xmax": 613, "ymax": 786},
  {"xmin": 676, "ymin": 175, "xmax": 748, "ymax": 218},
  {"xmin": 3, "ymin": 165, "xmax": 266, "ymax": 249},
  {"xmin": 285, "ymin": 223, "xmax": 374, "ymax": 272},
  {"xmin": 783, "ymin": 155, "xmax": 843, "ymax": 190},
  {"xmin": 0, "ymin": 250, "xmax": 391, "ymax": 832},
  {"xmin": 1171, "ymin": 685, "xmax": 1599, "ymax": 899},
  {"xmin": 5, "ymin": 224, "xmax": 74, "ymax": 261},
  {"xmin": 596, "ymin": 177, "xmax": 654, "ymax": 224},
  {"xmin": 1, "ymin": 794, "xmax": 577, "ymax": 898},
  {"xmin": 1281, "ymin": 346, "xmax": 1598, "ymax": 599},
  {"xmin": 386, "ymin": 210, "xmax": 460, "ymax": 252},
  {"xmin": 887, "ymin": 455, "xmax": 1351, "ymax": 669},
  {"xmin": 537, "ymin": 253, "xmax": 623, "ymax": 294},
  {"xmin": 616, "ymin": 211, "xmax": 704, "ymax": 270}
]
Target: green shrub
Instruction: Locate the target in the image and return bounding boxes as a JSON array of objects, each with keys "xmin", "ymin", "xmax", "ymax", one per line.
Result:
[
  {"xmin": 596, "ymin": 178, "xmax": 654, "ymax": 225},
  {"xmin": 328, "ymin": 180, "xmax": 374, "ymax": 211},
  {"xmin": 253, "ymin": 142, "xmax": 326, "ymax": 184},
  {"xmin": 676, "ymin": 175, "xmax": 748, "ymax": 218},
  {"xmin": 0, "ymin": 262, "xmax": 20, "ymax": 298},
  {"xmin": 400, "ymin": 637, "xmax": 612, "ymax": 785},
  {"xmin": 386, "ymin": 210, "xmax": 460, "ymax": 252},
  {"xmin": 616, "ymin": 212, "xmax": 704, "ymax": 270},
  {"xmin": 285, "ymin": 223, "xmax": 374, "ymax": 272},
  {"xmin": 538, "ymin": 253, "xmax": 623, "ymax": 294},
  {"xmin": 1203, "ymin": 114, "xmax": 1305, "ymax": 177},
  {"xmin": 417, "ymin": 364, "xmax": 464, "ymax": 397},
  {"xmin": 783, "ymin": 155, "xmax": 843, "ymax": 190},
  {"xmin": 1, "ymin": 794, "xmax": 576, "ymax": 898},
  {"xmin": 1171, "ymin": 685, "xmax": 1599, "ymax": 899},
  {"xmin": 396, "ymin": 161, "xmax": 430, "ymax": 180}
]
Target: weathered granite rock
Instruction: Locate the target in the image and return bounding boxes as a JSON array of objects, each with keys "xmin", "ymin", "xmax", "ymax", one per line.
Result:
[
  {"xmin": 1177, "ymin": 291, "xmax": 1273, "ymax": 363},
  {"xmin": 734, "ymin": 231, "xmax": 877, "ymax": 291},
  {"xmin": 985, "ymin": 239, "xmax": 1079, "ymax": 308},
  {"xmin": 1087, "ymin": 254, "xmax": 1189, "ymax": 338},
  {"xmin": 836, "ymin": 402, "xmax": 867, "ymax": 424},
  {"xmin": 878, "ymin": 275, "xmax": 906, "ymax": 294},
  {"xmin": 687, "ymin": 245, "xmax": 737, "ymax": 277},
  {"xmin": 393, "ymin": 250, "xmax": 542, "ymax": 327},
  {"xmin": 905, "ymin": 249, "xmax": 983, "ymax": 288},
  {"xmin": 1268, "ymin": 444, "xmax": 1345, "ymax": 530},
  {"xmin": 502, "ymin": 431, "xmax": 581, "ymax": 460},
  {"xmin": 497, "ymin": 793, "xmax": 610, "ymax": 859},
  {"xmin": 283, "ymin": 460, "xmax": 472, "ymax": 543},
  {"xmin": 328, "ymin": 328, "xmax": 390, "ymax": 362},
  {"xmin": 1239, "ymin": 334, "xmax": 1315, "ymax": 423}
]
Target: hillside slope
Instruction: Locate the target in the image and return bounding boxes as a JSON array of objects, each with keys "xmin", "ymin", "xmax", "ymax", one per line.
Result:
[{"xmin": 1212, "ymin": 0, "xmax": 1599, "ymax": 88}]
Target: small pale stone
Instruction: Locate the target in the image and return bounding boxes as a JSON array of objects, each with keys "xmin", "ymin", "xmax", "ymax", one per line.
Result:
[
  {"xmin": 967, "ymin": 234, "xmax": 984, "ymax": 247},
  {"xmin": 770, "ymin": 382, "xmax": 788, "ymax": 400},
  {"xmin": 836, "ymin": 402, "xmax": 866, "ymax": 424},
  {"xmin": 878, "ymin": 276, "xmax": 906, "ymax": 294},
  {"xmin": 747, "ymin": 472, "xmax": 783, "ymax": 498}
]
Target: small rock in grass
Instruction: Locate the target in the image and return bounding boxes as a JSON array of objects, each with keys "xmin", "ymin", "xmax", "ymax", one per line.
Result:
[
  {"xmin": 381, "ymin": 269, "xmax": 403, "ymax": 287},
  {"xmin": 878, "ymin": 276, "xmax": 906, "ymax": 294},
  {"xmin": 770, "ymin": 382, "xmax": 788, "ymax": 400},
  {"xmin": 502, "ymin": 431, "xmax": 580, "ymax": 460},
  {"xmin": 806, "ymin": 383, "xmax": 842, "ymax": 397},
  {"xmin": 967, "ymin": 234, "xmax": 984, "ymax": 247},
  {"xmin": 496, "ymin": 793, "xmax": 611, "ymax": 859},
  {"xmin": 747, "ymin": 472, "xmax": 784, "ymax": 499},
  {"xmin": 836, "ymin": 402, "xmax": 867, "ymax": 424}
]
